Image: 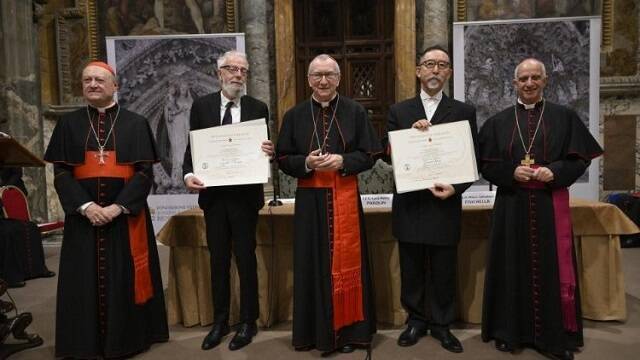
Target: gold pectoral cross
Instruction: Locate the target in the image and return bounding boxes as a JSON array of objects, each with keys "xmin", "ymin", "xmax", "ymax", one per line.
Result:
[
  {"xmin": 521, "ymin": 153, "xmax": 535, "ymax": 167},
  {"xmin": 95, "ymin": 147, "xmax": 109, "ymax": 165}
]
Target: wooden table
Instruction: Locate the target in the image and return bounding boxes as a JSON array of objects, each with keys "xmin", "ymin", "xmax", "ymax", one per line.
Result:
[{"xmin": 156, "ymin": 199, "xmax": 638, "ymax": 327}]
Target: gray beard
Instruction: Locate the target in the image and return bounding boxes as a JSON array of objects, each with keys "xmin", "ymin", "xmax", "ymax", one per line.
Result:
[{"xmin": 221, "ymin": 83, "xmax": 244, "ymax": 99}]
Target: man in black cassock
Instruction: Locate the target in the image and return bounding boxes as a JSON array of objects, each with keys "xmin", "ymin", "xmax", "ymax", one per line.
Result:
[
  {"xmin": 0, "ymin": 165, "xmax": 55, "ymax": 288},
  {"xmin": 183, "ymin": 50, "xmax": 273, "ymax": 351},
  {"xmin": 0, "ymin": 167, "xmax": 28, "ymax": 196},
  {"xmin": 44, "ymin": 62, "xmax": 168, "ymax": 358},
  {"xmin": 277, "ymin": 54, "xmax": 380, "ymax": 356},
  {"xmin": 479, "ymin": 58, "xmax": 603, "ymax": 360},
  {"xmin": 382, "ymin": 45, "xmax": 477, "ymax": 353}
]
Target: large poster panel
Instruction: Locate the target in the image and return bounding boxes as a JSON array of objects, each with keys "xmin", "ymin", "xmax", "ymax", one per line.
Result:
[
  {"xmin": 453, "ymin": 17, "xmax": 601, "ymax": 199},
  {"xmin": 106, "ymin": 33, "xmax": 245, "ymax": 231}
]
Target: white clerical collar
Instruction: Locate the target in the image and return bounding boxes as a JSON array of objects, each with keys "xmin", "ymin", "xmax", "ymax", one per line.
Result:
[
  {"xmin": 517, "ymin": 98, "xmax": 542, "ymax": 110},
  {"xmin": 312, "ymin": 93, "xmax": 338, "ymax": 108},
  {"xmin": 91, "ymin": 101, "xmax": 117, "ymax": 113},
  {"xmin": 221, "ymin": 93, "xmax": 239, "ymax": 107},
  {"xmin": 420, "ymin": 89, "xmax": 443, "ymax": 102}
]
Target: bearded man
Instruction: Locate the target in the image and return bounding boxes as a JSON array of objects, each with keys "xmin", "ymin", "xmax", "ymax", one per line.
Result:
[{"xmin": 183, "ymin": 50, "xmax": 274, "ymax": 351}]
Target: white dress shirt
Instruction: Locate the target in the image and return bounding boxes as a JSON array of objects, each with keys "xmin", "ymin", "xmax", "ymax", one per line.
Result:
[
  {"xmin": 221, "ymin": 92, "xmax": 241, "ymax": 124},
  {"xmin": 420, "ymin": 89, "xmax": 443, "ymax": 121}
]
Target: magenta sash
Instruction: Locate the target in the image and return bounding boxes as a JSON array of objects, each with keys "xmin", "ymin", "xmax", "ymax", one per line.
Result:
[
  {"xmin": 517, "ymin": 180, "xmax": 578, "ymax": 332},
  {"xmin": 551, "ymin": 188, "xmax": 578, "ymax": 332}
]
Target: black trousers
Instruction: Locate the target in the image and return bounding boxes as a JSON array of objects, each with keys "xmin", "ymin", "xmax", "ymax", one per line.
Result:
[
  {"xmin": 203, "ymin": 200, "xmax": 259, "ymax": 325},
  {"xmin": 398, "ymin": 241, "xmax": 457, "ymax": 330}
]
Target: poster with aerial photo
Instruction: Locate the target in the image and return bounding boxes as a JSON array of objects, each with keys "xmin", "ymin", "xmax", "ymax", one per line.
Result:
[
  {"xmin": 106, "ymin": 33, "xmax": 245, "ymax": 231},
  {"xmin": 453, "ymin": 17, "xmax": 600, "ymax": 199}
]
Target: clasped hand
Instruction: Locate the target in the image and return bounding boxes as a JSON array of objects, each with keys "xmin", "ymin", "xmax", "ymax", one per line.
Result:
[
  {"xmin": 306, "ymin": 149, "xmax": 344, "ymax": 171},
  {"xmin": 85, "ymin": 203, "xmax": 123, "ymax": 226},
  {"xmin": 513, "ymin": 166, "xmax": 554, "ymax": 183},
  {"xmin": 429, "ymin": 182, "xmax": 455, "ymax": 200}
]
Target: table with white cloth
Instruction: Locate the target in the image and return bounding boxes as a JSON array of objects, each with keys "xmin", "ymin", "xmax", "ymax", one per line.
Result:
[{"xmin": 156, "ymin": 198, "xmax": 638, "ymax": 327}]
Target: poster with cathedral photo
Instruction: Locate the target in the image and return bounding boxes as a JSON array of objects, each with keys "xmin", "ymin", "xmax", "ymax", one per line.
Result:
[
  {"xmin": 106, "ymin": 33, "xmax": 245, "ymax": 231},
  {"xmin": 453, "ymin": 17, "xmax": 601, "ymax": 199}
]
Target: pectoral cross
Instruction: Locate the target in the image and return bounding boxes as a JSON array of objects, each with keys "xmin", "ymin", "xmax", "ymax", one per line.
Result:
[
  {"xmin": 520, "ymin": 153, "xmax": 535, "ymax": 167},
  {"xmin": 95, "ymin": 147, "xmax": 109, "ymax": 165}
]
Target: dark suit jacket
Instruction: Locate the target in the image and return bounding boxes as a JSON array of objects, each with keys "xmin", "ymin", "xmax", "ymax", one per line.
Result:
[
  {"xmin": 182, "ymin": 91, "xmax": 269, "ymax": 211},
  {"xmin": 382, "ymin": 93, "xmax": 478, "ymax": 246}
]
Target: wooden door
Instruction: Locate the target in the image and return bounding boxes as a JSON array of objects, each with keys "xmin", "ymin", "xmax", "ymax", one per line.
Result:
[{"xmin": 294, "ymin": 0, "xmax": 395, "ymax": 138}]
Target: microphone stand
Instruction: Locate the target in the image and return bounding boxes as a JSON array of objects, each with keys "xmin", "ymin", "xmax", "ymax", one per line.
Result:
[
  {"xmin": 268, "ymin": 158, "xmax": 283, "ymax": 206},
  {"xmin": 264, "ymin": 157, "xmax": 281, "ymax": 328}
]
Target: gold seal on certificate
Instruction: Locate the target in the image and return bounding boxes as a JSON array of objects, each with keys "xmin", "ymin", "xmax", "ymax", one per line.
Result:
[
  {"xmin": 388, "ymin": 121, "xmax": 478, "ymax": 194},
  {"xmin": 189, "ymin": 119, "xmax": 270, "ymax": 187}
]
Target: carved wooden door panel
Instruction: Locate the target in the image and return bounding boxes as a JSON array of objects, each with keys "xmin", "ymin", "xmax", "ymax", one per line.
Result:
[{"xmin": 294, "ymin": 0, "xmax": 395, "ymax": 139}]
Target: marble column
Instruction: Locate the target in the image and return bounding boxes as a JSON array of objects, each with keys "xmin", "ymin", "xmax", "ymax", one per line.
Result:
[
  {"xmin": 417, "ymin": 0, "xmax": 450, "ymax": 52},
  {"xmin": 239, "ymin": 0, "xmax": 275, "ymax": 197},
  {"xmin": 417, "ymin": 0, "xmax": 451, "ymax": 95},
  {"xmin": 0, "ymin": 0, "xmax": 47, "ymax": 221},
  {"xmin": 239, "ymin": 1, "xmax": 272, "ymax": 108}
]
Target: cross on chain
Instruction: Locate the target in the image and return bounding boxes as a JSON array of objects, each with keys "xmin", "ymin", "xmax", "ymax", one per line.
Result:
[
  {"xmin": 520, "ymin": 153, "xmax": 535, "ymax": 167},
  {"xmin": 95, "ymin": 147, "xmax": 109, "ymax": 165}
]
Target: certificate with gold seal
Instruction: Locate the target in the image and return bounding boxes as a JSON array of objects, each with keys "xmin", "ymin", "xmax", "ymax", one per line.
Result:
[
  {"xmin": 388, "ymin": 121, "xmax": 478, "ymax": 194},
  {"xmin": 189, "ymin": 119, "xmax": 269, "ymax": 187}
]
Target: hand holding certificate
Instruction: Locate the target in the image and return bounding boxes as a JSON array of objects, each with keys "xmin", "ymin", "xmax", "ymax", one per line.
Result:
[
  {"xmin": 189, "ymin": 119, "xmax": 270, "ymax": 187},
  {"xmin": 388, "ymin": 120, "xmax": 478, "ymax": 194}
]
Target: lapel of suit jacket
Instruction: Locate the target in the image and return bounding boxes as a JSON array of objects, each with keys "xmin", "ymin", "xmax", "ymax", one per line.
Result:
[
  {"xmin": 240, "ymin": 95, "xmax": 249, "ymax": 123},
  {"xmin": 211, "ymin": 91, "xmax": 223, "ymax": 127},
  {"xmin": 409, "ymin": 95, "xmax": 427, "ymax": 127},
  {"xmin": 430, "ymin": 93, "xmax": 452, "ymax": 124}
]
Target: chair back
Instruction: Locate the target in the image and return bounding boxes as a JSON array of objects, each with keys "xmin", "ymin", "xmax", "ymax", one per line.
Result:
[{"xmin": 0, "ymin": 185, "xmax": 30, "ymax": 221}]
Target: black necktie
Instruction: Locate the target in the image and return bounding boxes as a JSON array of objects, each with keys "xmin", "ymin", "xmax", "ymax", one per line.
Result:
[{"xmin": 222, "ymin": 101, "xmax": 234, "ymax": 125}]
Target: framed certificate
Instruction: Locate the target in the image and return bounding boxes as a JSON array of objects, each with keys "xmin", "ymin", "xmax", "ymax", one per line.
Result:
[
  {"xmin": 388, "ymin": 121, "xmax": 478, "ymax": 194},
  {"xmin": 189, "ymin": 119, "xmax": 269, "ymax": 187}
]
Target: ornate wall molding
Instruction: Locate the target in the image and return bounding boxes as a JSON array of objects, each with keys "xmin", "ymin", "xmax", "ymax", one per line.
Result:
[
  {"xmin": 55, "ymin": 7, "xmax": 86, "ymax": 105},
  {"xmin": 84, "ymin": 0, "xmax": 99, "ymax": 60},
  {"xmin": 602, "ymin": 0, "xmax": 614, "ymax": 50},
  {"xmin": 601, "ymin": 75, "xmax": 640, "ymax": 96},
  {"xmin": 456, "ymin": 0, "xmax": 466, "ymax": 22},
  {"xmin": 225, "ymin": 0, "xmax": 237, "ymax": 32}
]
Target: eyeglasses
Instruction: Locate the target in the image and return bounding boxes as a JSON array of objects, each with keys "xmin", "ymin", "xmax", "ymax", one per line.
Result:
[
  {"xmin": 220, "ymin": 65, "xmax": 249, "ymax": 75},
  {"xmin": 516, "ymin": 74, "xmax": 544, "ymax": 82},
  {"xmin": 418, "ymin": 60, "xmax": 451, "ymax": 70},
  {"xmin": 308, "ymin": 72, "xmax": 340, "ymax": 82}
]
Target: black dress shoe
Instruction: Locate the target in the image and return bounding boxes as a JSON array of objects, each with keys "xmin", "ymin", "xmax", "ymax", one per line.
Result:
[
  {"xmin": 339, "ymin": 344, "xmax": 355, "ymax": 353},
  {"xmin": 41, "ymin": 270, "xmax": 56, "ymax": 278},
  {"xmin": 430, "ymin": 328, "xmax": 463, "ymax": 353},
  {"xmin": 397, "ymin": 325, "xmax": 427, "ymax": 347},
  {"xmin": 495, "ymin": 339, "xmax": 514, "ymax": 353},
  {"xmin": 201, "ymin": 323, "xmax": 230, "ymax": 350},
  {"xmin": 8, "ymin": 281, "xmax": 25, "ymax": 288},
  {"xmin": 294, "ymin": 344, "xmax": 314, "ymax": 352},
  {"xmin": 228, "ymin": 323, "xmax": 257, "ymax": 351},
  {"xmin": 542, "ymin": 350, "xmax": 574, "ymax": 360},
  {"xmin": 320, "ymin": 344, "xmax": 356, "ymax": 357}
]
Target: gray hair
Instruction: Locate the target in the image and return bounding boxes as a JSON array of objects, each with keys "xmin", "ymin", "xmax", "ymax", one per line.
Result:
[
  {"xmin": 217, "ymin": 50, "xmax": 248, "ymax": 69},
  {"xmin": 308, "ymin": 54, "xmax": 340, "ymax": 75},
  {"xmin": 514, "ymin": 58, "xmax": 547, "ymax": 79}
]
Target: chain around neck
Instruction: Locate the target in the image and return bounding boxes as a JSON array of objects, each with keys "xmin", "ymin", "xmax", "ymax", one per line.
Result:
[
  {"xmin": 514, "ymin": 99, "xmax": 545, "ymax": 157},
  {"xmin": 309, "ymin": 94, "xmax": 339, "ymax": 154},
  {"xmin": 87, "ymin": 105, "xmax": 120, "ymax": 151}
]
